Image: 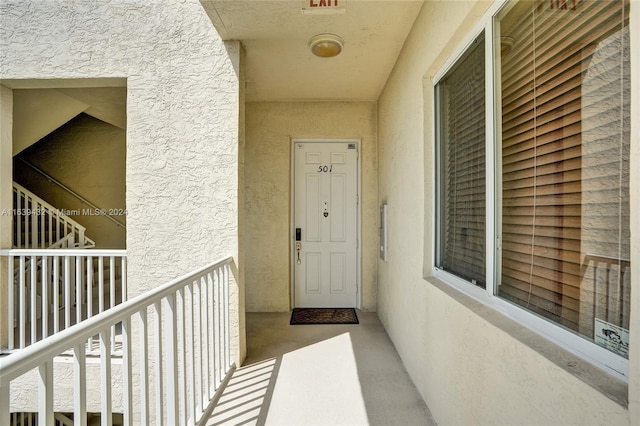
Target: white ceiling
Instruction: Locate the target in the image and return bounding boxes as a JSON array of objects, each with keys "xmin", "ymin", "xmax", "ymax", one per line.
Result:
[{"xmin": 200, "ymin": 0, "xmax": 424, "ymax": 101}]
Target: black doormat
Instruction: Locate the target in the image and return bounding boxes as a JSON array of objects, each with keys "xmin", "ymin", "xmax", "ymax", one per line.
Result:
[{"xmin": 290, "ymin": 308, "xmax": 359, "ymax": 325}]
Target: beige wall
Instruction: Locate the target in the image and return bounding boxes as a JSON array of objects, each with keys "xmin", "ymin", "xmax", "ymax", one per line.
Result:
[
  {"xmin": 1, "ymin": 0, "xmax": 244, "ymax": 417},
  {"xmin": 0, "ymin": 0, "xmax": 240, "ymax": 296},
  {"xmin": 245, "ymin": 102, "xmax": 378, "ymax": 312},
  {"xmin": 0, "ymin": 86, "xmax": 12, "ymax": 347},
  {"xmin": 14, "ymin": 112, "xmax": 126, "ymax": 249},
  {"xmin": 377, "ymin": 0, "xmax": 637, "ymax": 425}
]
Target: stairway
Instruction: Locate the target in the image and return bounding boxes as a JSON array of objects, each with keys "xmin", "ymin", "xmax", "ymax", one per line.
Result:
[
  {"xmin": 8, "ymin": 182, "xmax": 126, "ymax": 350},
  {"xmin": 12, "ymin": 182, "xmax": 96, "ymax": 249}
]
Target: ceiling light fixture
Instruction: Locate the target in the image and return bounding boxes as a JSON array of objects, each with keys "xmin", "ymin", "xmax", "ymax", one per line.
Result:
[{"xmin": 309, "ymin": 33, "xmax": 344, "ymax": 58}]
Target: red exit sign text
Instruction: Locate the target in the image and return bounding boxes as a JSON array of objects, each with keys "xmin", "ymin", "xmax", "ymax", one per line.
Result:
[{"xmin": 302, "ymin": 0, "xmax": 346, "ymax": 14}]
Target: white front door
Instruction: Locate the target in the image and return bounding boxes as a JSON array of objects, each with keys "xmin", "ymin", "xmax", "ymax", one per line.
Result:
[{"xmin": 294, "ymin": 141, "xmax": 358, "ymax": 308}]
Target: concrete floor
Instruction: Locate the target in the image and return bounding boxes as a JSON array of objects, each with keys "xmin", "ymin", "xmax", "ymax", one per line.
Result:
[{"xmin": 206, "ymin": 311, "xmax": 436, "ymax": 426}]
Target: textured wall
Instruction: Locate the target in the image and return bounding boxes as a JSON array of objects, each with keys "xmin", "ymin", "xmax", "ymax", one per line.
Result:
[
  {"xmin": 245, "ymin": 102, "xmax": 378, "ymax": 312},
  {"xmin": 377, "ymin": 0, "xmax": 636, "ymax": 425},
  {"xmin": 0, "ymin": 0, "xmax": 240, "ymax": 293},
  {"xmin": 1, "ymin": 0, "xmax": 243, "ymax": 417}
]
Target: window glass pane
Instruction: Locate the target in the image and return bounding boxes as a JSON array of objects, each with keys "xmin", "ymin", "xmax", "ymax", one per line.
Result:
[
  {"xmin": 436, "ymin": 33, "xmax": 486, "ymax": 288},
  {"xmin": 498, "ymin": 0, "xmax": 630, "ymax": 358}
]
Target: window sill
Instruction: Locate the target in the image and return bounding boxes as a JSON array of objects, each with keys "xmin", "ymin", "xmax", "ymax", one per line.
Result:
[{"xmin": 426, "ymin": 275, "xmax": 629, "ymax": 408}]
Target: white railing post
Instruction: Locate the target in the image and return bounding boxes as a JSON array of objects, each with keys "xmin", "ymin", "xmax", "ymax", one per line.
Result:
[
  {"xmin": 73, "ymin": 343, "xmax": 87, "ymax": 426},
  {"xmin": 224, "ymin": 265, "xmax": 231, "ymax": 371},
  {"xmin": 153, "ymin": 301, "xmax": 163, "ymax": 426},
  {"xmin": 37, "ymin": 360, "xmax": 54, "ymax": 426},
  {"xmin": 165, "ymin": 294, "xmax": 179, "ymax": 425},
  {"xmin": 30, "ymin": 255, "xmax": 37, "ymax": 345},
  {"xmin": 16, "ymin": 190, "xmax": 22, "ymax": 248},
  {"xmin": 139, "ymin": 309, "xmax": 149, "ymax": 425},
  {"xmin": 177, "ymin": 288, "xmax": 187, "ymax": 426},
  {"xmin": 122, "ymin": 317, "xmax": 133, "ymax": 426},
  {"xmin": 100, "ymin": 328, "xmax": 112, "ymax": 426},
  {"xmin": 64, "ymin": 255, "xmax": 71, "ymax": 330},
  {"xmin": 8, "ymin": 254, "xmax": 14, "ymax": 350},
  {"xmin": 201, "ymin": 276, "xmax": 210, "ymax": 402},
  {"xmin": 87, "ymin": 256, "xmax": 93, "ymax": 322},
  {"xmin": 76, "ymin": 255, "xmax": 82, "ymax": 326},
  {"xmin": 194, "ymin": 279, "xmax": 203, "ymax": 416},
  {"xmin": 19, "ymin": 255, "xmax": 26, "ymax": 348},
  {"xmin": 53, "ymin": 255, "xmax": 59, "ymax": 334},
  {"xmin": 110, "ymin": 256, "xmax": 116, "ymax": 352},
  {"xmin": 187, "ymin": 283, "xmax": 196, "ymax": 423},
  {"xmin": 41, "ymin": 254, "xmax": 49, "ymax": 340},
  {"xmin": 207, "ymin": 272, "xmax": 215, "ymax": 398},
  {"xmin": 0, "ymin": 375, "xmax": 9, "ymax": 426},
  {"xmin": 32, "ymin": 198, "xmax": 38, "ymax": 247}
]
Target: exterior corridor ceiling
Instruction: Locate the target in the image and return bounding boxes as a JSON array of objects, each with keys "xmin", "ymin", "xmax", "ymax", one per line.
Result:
[{"xmin": 200, "ymin": 0, "xmax": 424, "ymax": 101}]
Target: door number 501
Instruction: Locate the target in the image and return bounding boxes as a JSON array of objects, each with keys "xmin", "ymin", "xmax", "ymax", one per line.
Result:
[{"xmin": 318, "ymin": 165, "xmax": 333, "ymax": 173}]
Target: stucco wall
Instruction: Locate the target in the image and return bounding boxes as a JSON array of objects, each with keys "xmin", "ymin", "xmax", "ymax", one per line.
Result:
[
  {"xmin": 0, "ymin": 0, "xmax": 240, "ymax": 302},
  {"xmin": 1, "ymin": 0, "xmax": 243, "ymax": 417},
  {"xmin": 14, "ymin": 113, "xmax": 126, "ymax": 249},
  {"xmin": 377, "ymin": 0, "xmax": 637, "ymax": 425},
  {"xmin": 245, "ymin": 102, "xmax": 378, "ymax": 312}
]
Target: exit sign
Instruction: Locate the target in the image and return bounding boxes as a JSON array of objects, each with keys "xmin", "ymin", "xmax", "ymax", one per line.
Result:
[{"xmin": 301, "ymin": 0, "xmax": 346, "ymax": 14}]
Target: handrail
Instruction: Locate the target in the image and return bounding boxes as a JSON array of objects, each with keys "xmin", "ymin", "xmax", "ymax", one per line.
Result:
[
  {"xmin": 1, "ymin": 248, "xmax": 126, "ymax": 256},
  {"xmin": 13, "ymin": 182, "xmax": 96, "ymax": 249},
  {"xmin": 47, "ymin": 233, "xmax": 78, "ymax": 249},
  {"xmin": 1, "ymin": 255, "xmax": 235, "ymax": 425},
  {"xmin": 13, "ymin": 182, "xmax": 88, "ymax": 233},
  {"xmin": 15, "ymin": 157, "xmax": 126, "ymax": 229}
]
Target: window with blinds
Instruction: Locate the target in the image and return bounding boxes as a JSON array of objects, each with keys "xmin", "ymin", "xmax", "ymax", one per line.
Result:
[
  {"xmin": 436, "ymin": 33, "xmax": 486, "ymax": 288},
  {"xmin": 498, "ymin": 0, "xmax": 630, "ymax": 356}
]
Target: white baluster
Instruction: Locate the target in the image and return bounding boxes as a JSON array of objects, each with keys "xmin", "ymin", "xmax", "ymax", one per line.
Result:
[
  {"xmin": 139, "ymin": 309, "xmax": 149, "ymax": 425},
  {"xmin": 165, "ymin": 294, "xmax": 179, "ymax": 425},
  {"xmin": 37, "ymin": 360, "xmax": 54, "ymax": 426},
  {"xmin": 74, "ymin": 343, "xmax": 87, "ymax": 426},
  {"xmin": 122, "ymin": 317, "xmax": 133, "ymax": 426},
  {"xmin": 154, "ymin": 302, "xmax": 164, "ymax": 426}
]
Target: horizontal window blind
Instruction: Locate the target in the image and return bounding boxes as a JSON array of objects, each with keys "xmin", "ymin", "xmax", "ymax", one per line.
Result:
[
  {"xmin": 498, "ymin": 0, "xmax": 630, "ymax": 352},
  {"xmin": 437, "ymin": 33, "xmax": 486, "ymax": 288}
]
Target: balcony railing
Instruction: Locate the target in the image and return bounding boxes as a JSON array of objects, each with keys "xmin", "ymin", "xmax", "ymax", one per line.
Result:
[
  {"xmin": 2, "ymin": 249, "xmax": 127, "ymax": 352},
  {"xmin": 0, "ymin": 256, "xmax": 235, "ymax": 425}
]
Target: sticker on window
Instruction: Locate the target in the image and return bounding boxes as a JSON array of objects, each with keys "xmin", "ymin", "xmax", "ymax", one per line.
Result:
[{"xmin": 594, "ymin": 319, "xmax": 629, "ymax": 358}]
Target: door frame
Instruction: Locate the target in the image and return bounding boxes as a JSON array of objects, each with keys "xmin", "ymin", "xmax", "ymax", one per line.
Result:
[{"xmin": 290, "ymin": 138, "xmax": 362, "ymax": 309}]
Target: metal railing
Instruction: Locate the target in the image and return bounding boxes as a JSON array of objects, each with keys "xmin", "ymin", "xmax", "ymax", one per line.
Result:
[
  {"xmin": 12, "ymin": 182, "xmax": 96, "ymax": 249},
  {"xmin": 15, "ymin": 158, "xmax": 126, "ymax": 230},
  {"xmin": 0, "ymin": 256, "xmax": 235, "ymax": 426},
  {"xmin": 3, "ymin": 249, "xmax": 127, "ymax": 351}
]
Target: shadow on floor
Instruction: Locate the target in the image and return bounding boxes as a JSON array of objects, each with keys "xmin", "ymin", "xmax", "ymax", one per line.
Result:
[{"xmin": 206, "ymin": 311, "xmax": 436, "ymax": 426}]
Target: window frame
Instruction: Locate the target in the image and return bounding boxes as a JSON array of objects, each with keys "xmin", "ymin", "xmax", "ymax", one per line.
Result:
[{"xmin": 431, "ymin": 0, "xmax": 629, "ymax": 381}]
